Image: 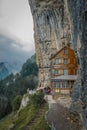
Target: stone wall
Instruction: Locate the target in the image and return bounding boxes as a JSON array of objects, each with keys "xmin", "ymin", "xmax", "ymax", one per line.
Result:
[{"xmin": 28, "ymin": 0, "xmax": 87, "ymax": 129}]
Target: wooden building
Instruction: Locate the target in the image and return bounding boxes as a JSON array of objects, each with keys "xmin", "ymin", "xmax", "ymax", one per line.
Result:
[{"xmin": 50, "ymin": 46, "xmax": 78, "ymax": 94}]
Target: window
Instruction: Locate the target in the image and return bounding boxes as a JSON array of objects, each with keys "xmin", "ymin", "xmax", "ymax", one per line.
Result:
[
  {"xmin": 61, "ymin": 82, "xmax": 68, "ymax": 88},
  {"xmin": 55, "ymin": 58, "xmax": 61, "ymax": 64},
  {"xmin": 69, "ymin": 81, "xmax": 72, "ymax": 88},
  {"xmin": 54, "ymin": 70, "xmax": 58, "ymax": 75},
  {"xmin": 64, "ymin": 58, "xmax": 68, "ymax": 64},
  {"xmin": 55, "ymin": 59, "xmax": 59, "ymax": 64},
  {"xmin": 53, "ymin": 82, "xmax": 56, "ymax": 87},
  {"xmin": 62, "ymin": 82, "xmax": 65, "ymax": 88},
  {"xmin": 64, "ymin": 48, "xmax": 68, "ymax": 54},
  {"xmin": 53, "ymin": 82, "xmax": 60, "ymax": 88},
  {"xmin": 57, "ymin": 81, "xmax": 60, "ymax": 88},
  {"xmin": 65, "ymin": 82, "xmax": 68, "ymax": 88},
  {"xmin": 54, "ymin": 70, "xmax": 61, "ymax": 75},
  {"xmin": 64, "ymin": 69, "xmax": 68, "ymax": 75}
]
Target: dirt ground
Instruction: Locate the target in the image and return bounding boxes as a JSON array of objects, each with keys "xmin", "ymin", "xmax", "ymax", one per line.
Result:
[{"xmin": 46, "ymin": 95, "xmax": 82, "ymax": 130}]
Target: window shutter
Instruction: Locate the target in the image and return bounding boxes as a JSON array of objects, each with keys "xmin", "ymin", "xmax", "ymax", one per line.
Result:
[{"xmin": 68, "ymin": 58, "xmax": 70, "ymax": 63}]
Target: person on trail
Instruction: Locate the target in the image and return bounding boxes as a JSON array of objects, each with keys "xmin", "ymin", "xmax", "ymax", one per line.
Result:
[
  {"xmin": 47, "ymin": 86, "xmax": 51, "ymax": 93},
  {"xmin": 44, "ymin": 86, "xmax": 51, "ymax": 94}
]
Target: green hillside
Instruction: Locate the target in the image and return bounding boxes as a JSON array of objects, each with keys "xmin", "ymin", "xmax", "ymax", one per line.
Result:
[
  {"xmin": 0, "ymin": 54, "xmax": 38, "ymax": 119},
  {"xmin": 0, "ymin": 91, "xmax": 51, "ymax": 130}
]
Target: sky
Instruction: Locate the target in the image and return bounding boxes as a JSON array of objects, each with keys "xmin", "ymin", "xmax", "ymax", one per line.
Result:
[
  {"xmin": 0, "ymin": 0, "xmax": 35, "ymax": 72},
  {"xmin": 0, "ymin": 0, "xmax": 34, "ymax": 52},
  {"xmin": 0, "ymin": 34, "xmax": 34, "ymax": 73}
]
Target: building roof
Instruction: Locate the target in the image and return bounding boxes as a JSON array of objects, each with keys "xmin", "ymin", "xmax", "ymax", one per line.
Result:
[
  {"xmin": 51, "ymin": 75, "xmax": 78, "ymax": 81},
  {"xmin": 50, "ymin": 46, "xmax": 74, "ymax": 60}
]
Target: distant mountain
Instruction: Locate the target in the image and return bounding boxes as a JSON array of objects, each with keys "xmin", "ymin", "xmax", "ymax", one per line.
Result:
[
  {"xmin": 21, "ymin": 54, "xmax": 38, "ymax": 77},
  {"xmin": 0, "ymin": 62, "xmax": 9, "ymax": 80},
  {"xmin": 0, "ymin": 34, "xmax": 34, "ymax": 79},
  {"xmin": 4, "ymin": 61, "xmax": 24, "ymax": 74},
  {"xmin": 0, "ymin": 61, "xmax": 23, "ymax": 80}
]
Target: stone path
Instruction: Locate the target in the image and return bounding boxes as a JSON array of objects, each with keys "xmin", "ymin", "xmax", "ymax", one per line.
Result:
[
  {"xmin": 44, "ymin": 95, "xmax": 56, "ymax": 108},
  {"xmin": 46, "ymin": 95, "xmax": 81, "ymax": 130},
  {"xmin": 47, "ymin": 103, "xmax": 72, "ymax": 130}
]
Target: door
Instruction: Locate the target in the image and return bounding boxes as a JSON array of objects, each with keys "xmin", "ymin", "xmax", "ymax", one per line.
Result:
[{"xmin": 64, "ymin": 69, "xmax": 68, "ymax": 75}]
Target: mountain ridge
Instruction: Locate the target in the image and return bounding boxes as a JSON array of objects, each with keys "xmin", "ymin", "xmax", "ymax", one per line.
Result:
[
  {"xmin": 0, "ymin": 62, "xmax": 9, "ymax": 80},
  {"xmin": 0, "ymin": 34, "xmax": 34, "ymax": 80}
]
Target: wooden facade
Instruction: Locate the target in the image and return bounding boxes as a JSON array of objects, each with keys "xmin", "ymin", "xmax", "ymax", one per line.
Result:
[{"xmin": 50, "ymin": 46, "xmax": 78, "ymax": 94}]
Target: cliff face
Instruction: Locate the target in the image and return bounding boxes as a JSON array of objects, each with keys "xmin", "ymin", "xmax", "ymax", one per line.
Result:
[
  {"xmin": 29, "ymin": 0, "xmax": 87, "ymax": 129},
  {"xmin": 29, "ymin": 0, "xmax": 73, "ymax": 88}
]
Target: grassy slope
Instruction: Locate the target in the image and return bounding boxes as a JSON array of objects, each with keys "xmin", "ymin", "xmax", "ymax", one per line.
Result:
[
  {"xmin": 13, "ymin": 105, "xmax": 38, "ymax": 130},
  {"xmin": 0, "ymin": 103, "xmax": 51, "ymax": 130},
  {"xmin": 31, "ymin": 116, "xmax": 51, "ymax": 130},
  {"xmin": 0, "ymin": 112, "xmax": 15, "ymax": 130},
  {"xmin": 30, "ymin": 103, "xmax": 51, "ymax": 130}
]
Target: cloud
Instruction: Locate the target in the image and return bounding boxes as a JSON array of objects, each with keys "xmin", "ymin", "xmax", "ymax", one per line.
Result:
[
  {"xmin": 0, "ymin": 29, "xmax": 35, "ymax": 52},
  {"xmin": 0, "ymin": 0, "xmax": 3, "ymax": 17},
  {"xmin": 0, "ymin": 0, "xmax": 36, "ymax": 72},
  {"xmin": 0, "ymin": 0, "xmax": 34, "ymax": 43},
  {"xmin": 0, "ymin": 34, "xmax": 35, "ymax": 72}
]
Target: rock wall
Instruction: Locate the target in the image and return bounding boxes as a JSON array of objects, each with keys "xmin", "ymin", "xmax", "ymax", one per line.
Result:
[
  {"xmin": 28, "ymin": 0, "xmax": 87, "ymax": 129},
  {"xmin": 68, "ymin": 1, "xmax": 87, "ymax": 130},
  {"xmin": 29, "ymin": 0, "xmax": 74, "ymax": 88}
]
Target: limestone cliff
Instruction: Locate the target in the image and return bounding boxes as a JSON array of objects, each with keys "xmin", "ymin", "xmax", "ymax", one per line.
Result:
[
  {"xmin": 28, "ymin": 0, "xmax": 87, "ymax": 129},
  {"xmin": 29, "ymin": 0, "xmax": 73, "ymax": 88}
]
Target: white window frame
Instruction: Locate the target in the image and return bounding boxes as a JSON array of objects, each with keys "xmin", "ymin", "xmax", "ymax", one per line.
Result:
[
  {"xmin": 64, "ymin": 69, "xmax": 68, "ymax": 75},
  {"xmin": 55, "ymin": 58, "xmax": 61, "ymax": 64},
  {"xmin": 64, "ymin": 49, "xmax": 68, "ymax": 54},
  {"xmin": 64, "ymin": 58, "xmax": 68, "ymax": 64}
]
